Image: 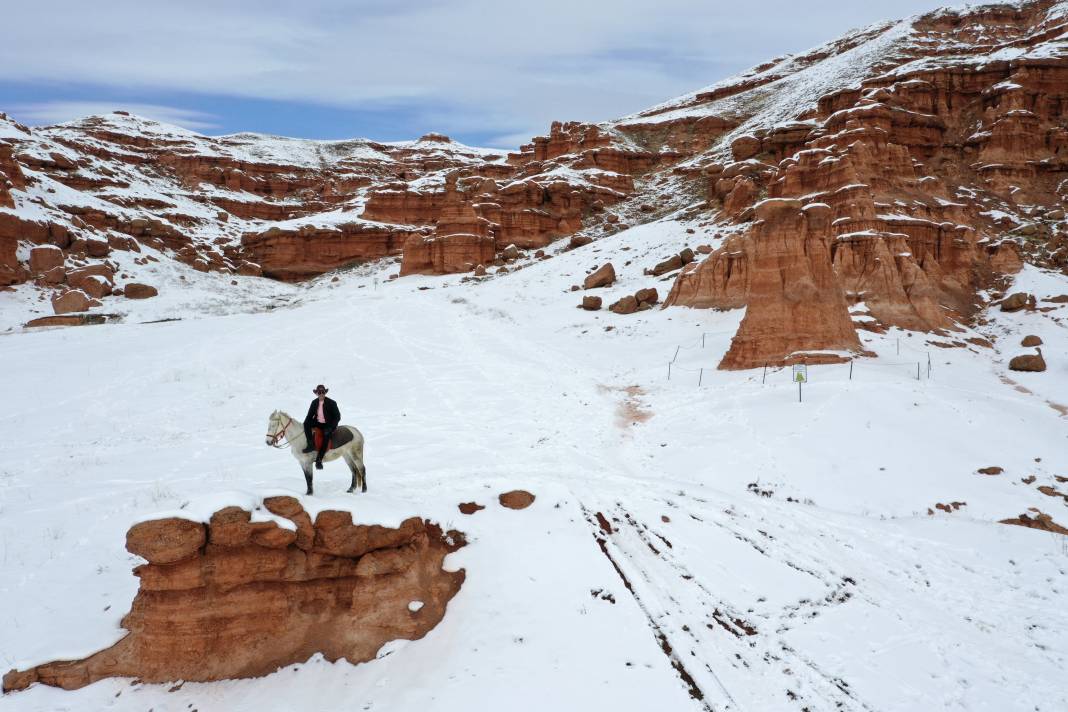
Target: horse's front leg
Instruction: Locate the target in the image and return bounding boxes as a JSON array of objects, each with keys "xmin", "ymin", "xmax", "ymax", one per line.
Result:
[{"xmin": 302, "ymin": 460, "xmax": 314, "ymax": 496}]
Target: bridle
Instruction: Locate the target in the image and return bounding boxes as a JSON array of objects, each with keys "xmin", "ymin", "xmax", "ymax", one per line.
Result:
[{"xmin": 266, "ymin": 414, "xmax": 295, "ymax": 449}]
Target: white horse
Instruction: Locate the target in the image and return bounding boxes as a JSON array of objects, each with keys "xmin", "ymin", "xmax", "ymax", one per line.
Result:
[{"xmin": 264, "ymin": 410, "xmax": 367, "ymax": 495}]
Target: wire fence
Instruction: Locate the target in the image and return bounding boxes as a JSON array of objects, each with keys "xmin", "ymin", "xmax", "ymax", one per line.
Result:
[{"xmin": 664, "ymin": 332, "xmax": 936, "ymax": 391}]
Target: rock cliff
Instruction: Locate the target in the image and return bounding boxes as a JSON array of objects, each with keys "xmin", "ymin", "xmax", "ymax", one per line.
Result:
[
  {"xmin": 2, "ymin": 498, "xmax": 465, "ymax": 692},
  {"xmin": 1, "ymin": 0, "xmax": 1065, "ymax": 365},
  {"xmin": 658, "ymin": 0, "xmax": 1065, "ymax": 366}
]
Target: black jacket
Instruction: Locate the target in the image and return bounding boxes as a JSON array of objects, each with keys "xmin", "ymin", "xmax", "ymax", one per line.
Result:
[{"xmin": 304, "ymin": 397, "xmax": 341, "ymax": 428}]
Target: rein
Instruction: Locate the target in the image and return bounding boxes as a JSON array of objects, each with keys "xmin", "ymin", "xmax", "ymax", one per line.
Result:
[{"xmin": 266, "ymin": 414, "xmax": 296, "ymax": 449}]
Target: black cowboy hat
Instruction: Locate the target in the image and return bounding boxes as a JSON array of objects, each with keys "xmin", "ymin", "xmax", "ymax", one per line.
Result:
[{"xmin": 313, "ymin": 384, "xmax": 328, "ymax": 394}]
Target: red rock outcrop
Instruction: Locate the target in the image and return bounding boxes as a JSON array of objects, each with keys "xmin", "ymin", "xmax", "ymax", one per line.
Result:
[
  {"xmin": 2, "ymin": 498, "xmax": 465, "ymax": 692},
  {"xmin": 663, "ymin": 0, "xmax": 1066, "ymax": 367},
  {"xmin": 0, "ymin": 109, "xmax": 659, "ymax": 287},
  {"xmin": 399, "ymin": 192, "xmax": 497, "ymax": 275},
  {"xmin": 1001, "ymin": 509, "xmax": 1068, "ymax": 535},
  {"xmin": 242, "ymin": 223, "xmax": 417, "ymax": 281},
  {"xmin": 720, "ymin": 200, "xmax": 861, "ymax": 368},
  {"xmin": 1, "ymin": 1, "xmax": 1065, "ymax": 361}
]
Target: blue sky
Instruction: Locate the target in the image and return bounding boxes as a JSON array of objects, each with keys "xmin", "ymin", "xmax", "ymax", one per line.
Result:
[{"xmin": 0, "ymin": 0, "xmax": 958, "ymax": 147}]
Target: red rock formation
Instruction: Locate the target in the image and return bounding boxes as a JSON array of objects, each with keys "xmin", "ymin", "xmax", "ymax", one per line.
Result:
[
  {"xmin": 400, "ymin": 232, "xmax": 496, "ymax": 276},
  {"xmin": 721, "ymin": 200, "xmax": 861, "ymax": 369},
  {"xmin": 397, "ymin": 182, "xmax": 501, "ymax": 275},
  {"xmin": 242, "ymin": 223, "xmax": 417, "ymax": 281},
  {"xmin": 0, "ymin": 233, "xmax": 23, "ymax": 286},
  {"xmin": 2, "ymin": 498, "xmax": 465, "ymax": 692},
  {"xmin": 663, "ymin": 0, "xmax": 1067, "ymax": 367},
  {"xmin": 0, "ymin": 141, "xmax": 27, "ymax": 209},
  {"xmin": 0, "ymin": 0, "xmax": 1064, "ymax": 358},
  {"xmin": 1001, "ymin": 510, "xmax": 1068, "ymax": 535}
]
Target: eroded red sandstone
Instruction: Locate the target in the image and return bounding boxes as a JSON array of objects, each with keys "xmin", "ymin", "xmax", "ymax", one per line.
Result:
[{"xmin": 2, "ymin": 498, "xmax": 465, "ymax": 692}]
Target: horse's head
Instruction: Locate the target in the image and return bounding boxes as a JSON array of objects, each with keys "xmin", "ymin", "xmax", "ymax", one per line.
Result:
[{"xmin": 265, "ymin": 410, "xmax": 290, "ymax": 447}]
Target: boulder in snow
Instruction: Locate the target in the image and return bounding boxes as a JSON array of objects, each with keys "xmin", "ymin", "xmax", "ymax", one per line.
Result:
[{"xmin": 583, "ymin": 263, "xmax": 616, "ymax": 290}]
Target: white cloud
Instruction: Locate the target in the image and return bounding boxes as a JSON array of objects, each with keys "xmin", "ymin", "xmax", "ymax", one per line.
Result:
[
  {"xmin": 0, "ymin": 0, "xmax": 963, "ymax": 139},
  {"xmin": 10, "ymin": 102, "xmax": 220, "ymax": 130}
]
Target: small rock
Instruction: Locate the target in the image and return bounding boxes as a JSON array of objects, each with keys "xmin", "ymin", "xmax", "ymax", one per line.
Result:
[
  {"xmin": 1021, "ymin": 335, "xmax": 1042, "ymax": 347},
  {"xmin": 570, "ymin": 234, "xmax": 593, "ymax": 249},
  {"xmin": 648, "ymin": 254, "xmax": 683, "ymax": 276},
  {"xmin": 635, "ymin": 287, "xmax": 659, "ymax": 306},
  {"xmin": 502, "ymin": 244, "xmax": 520, "ymax": 260},
  {"xmin": 1000, "ymin": 292, "xmax": 1033, "ymax": 312},
  {"xmin": 581, "ymin": 295, "xmax": 602, "ymax": 311},
  {"xmin": 474, "ymin": 264, "xmax": 487, "ymax": 276},
  {"xmin": 583, "ymin": 263, "xmax": 616, "ymax": 290},
  {"xmin": 38, "ymin": 266, "xmax": 65, "ymax": 285},
  {"xmin": 124, "ymin": 283, "xmax": 158, "ymax": 299},
  {"xmin": 29, "ymin": 245, "xmax": 64, "ymax": 272},
  {"xmin": 51, "ymin": 289, "xmax": 98, "ymax": 314},
  {"xmin": 609, "ymin": 295, "xmax": 639, "ymax": 315},
  {"xmin": 977, "ymin": 466, "xmax": 1004, "ymax": 475},
  {"xmin": 85, "ymin": 238, "xmax": 111, "ymax": 258},
  {"xmin": 1009, "ymin": 351, "xmax": 1046, "ymax": 372},
  {"xmin": 499, "ymin": 490, "xmax": 535, "ymax": 510},
  {"xmin": 696, "ymin": 244, "xmax": 712, "ymax": 254},
  {"xmin": 458, "ymin": 502, "xmax": 485, "ymax": 515}
]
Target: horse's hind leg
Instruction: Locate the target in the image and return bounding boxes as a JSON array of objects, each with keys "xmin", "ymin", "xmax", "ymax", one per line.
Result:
[
  {"xmin": 303, "ymin": 462, "xmax": 314, "ymax": 496},
  {"xmin": 358, "ymin": 462, "xmax": 367, "ymax": 493},
  {"xmin": 344, "ymin": 454, "xmax": 359, "ymax": 494}
]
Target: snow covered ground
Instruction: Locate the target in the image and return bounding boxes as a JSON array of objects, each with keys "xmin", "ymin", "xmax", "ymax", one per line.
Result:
[{"xmin": 1, "ymin": 219, "xmax": 1067, "ymax": 711}]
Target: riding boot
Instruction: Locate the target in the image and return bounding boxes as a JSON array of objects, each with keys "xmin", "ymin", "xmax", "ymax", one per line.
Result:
[
  {"xmin": 301, "ymin": 423, "xmax": 317, "ymax": 453},
  {"xmin": 315, "ymin": 427, "xmax": 332, "ymax": 467}
]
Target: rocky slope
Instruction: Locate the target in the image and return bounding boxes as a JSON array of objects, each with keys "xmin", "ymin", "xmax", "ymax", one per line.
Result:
[
  {"xmin": 1, "ymin": 0, "xmax": 1066, "ymax": 368},
  {"xmin": 2, "ymin": 498, "xmax": 465, "ymax": 692}
]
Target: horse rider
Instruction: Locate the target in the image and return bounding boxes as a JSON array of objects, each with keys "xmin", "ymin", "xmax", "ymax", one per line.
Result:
[{"xmin": 303, "ymin": 384, "xmax": 341, "ymax": 469}]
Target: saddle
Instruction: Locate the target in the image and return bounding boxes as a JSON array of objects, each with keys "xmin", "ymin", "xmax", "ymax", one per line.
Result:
[{"xmin": 313, "ymin": 427, "xmax": 354, "ymax": 452}]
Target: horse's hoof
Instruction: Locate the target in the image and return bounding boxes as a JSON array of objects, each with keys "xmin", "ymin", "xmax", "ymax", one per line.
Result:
[
  {"xmin": 362, "ymin": 486, "xmax": 367, "ymax": 493},
  {"xmin": 306, "ymin": 489, "xmax": 313, "ymax": 496},
  {"xmin": 346, "ymin": 487, "xmax": 355, "ymax": 493}
]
